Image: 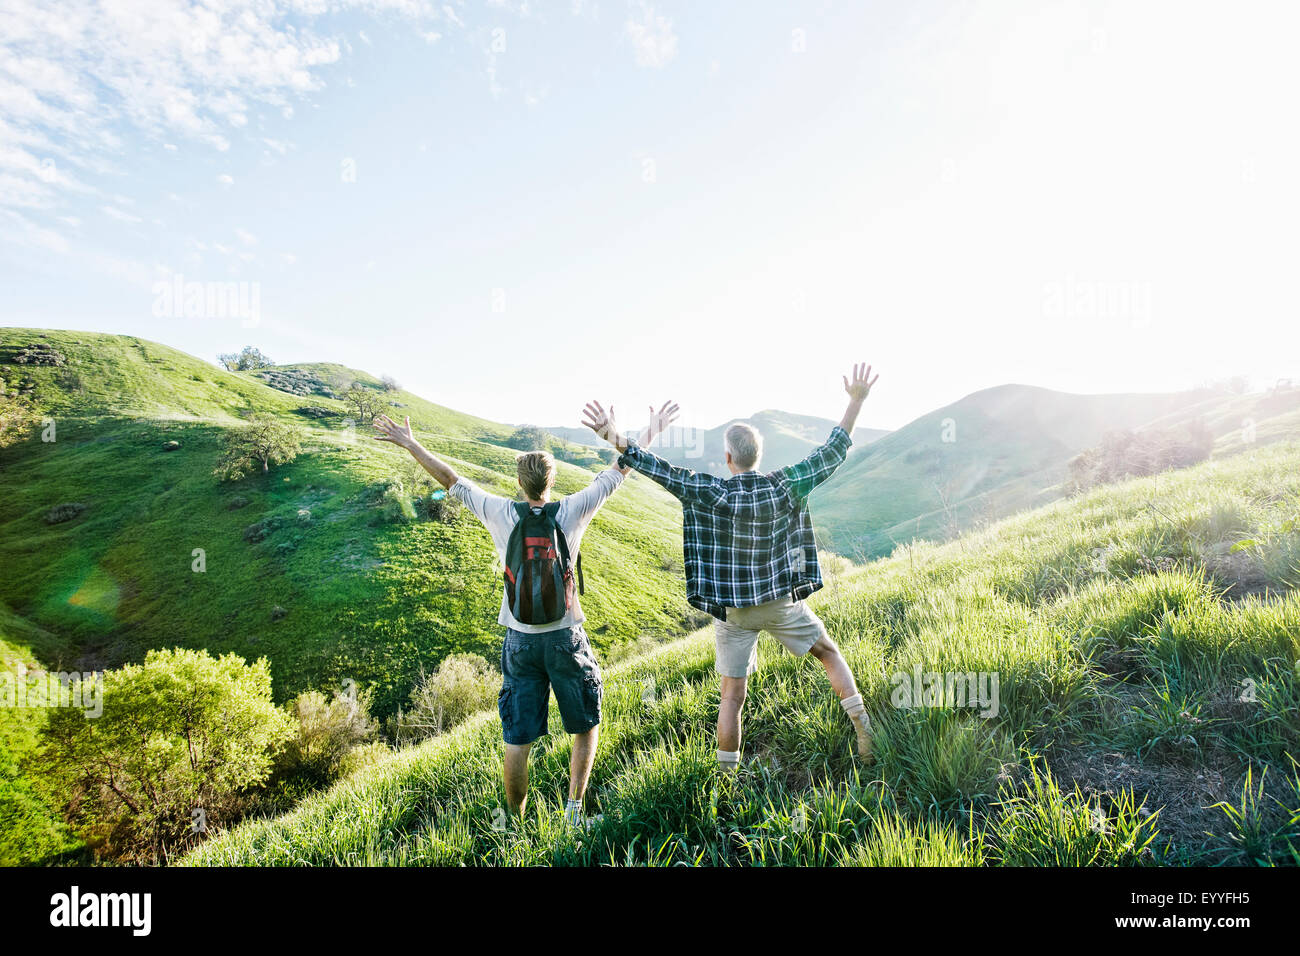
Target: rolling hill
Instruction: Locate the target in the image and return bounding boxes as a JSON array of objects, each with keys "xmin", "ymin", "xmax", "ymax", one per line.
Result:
[
  {"xmin": 0, "ymin": 328, "xmax": 699, "ymax": 717},
  {"xmin": 812, "ymin": 383, "xmax": 1300, "ymax": 559},
  {"xmin": 547, "ymin": 409, "xmax": 889, "ymax": 476},
  {"xmin": 186, "ymin": 439, "xmax": 1300, "ymax": 866}
]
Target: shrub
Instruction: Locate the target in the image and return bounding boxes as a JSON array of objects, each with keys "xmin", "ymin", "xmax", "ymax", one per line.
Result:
[
  {"xmin": 44, "ymin": 503, "xmax": 86, "ymax": 524},
  {"xmin": 243, "ymin": 516, "xmax": 285, "ymax": 543},
  {"xmin": 274, "ymin": 689, "xmax": 378, "ymax": 789},
  {"xmin": 416, "ymin": 492, "xmax": 462, "ymax": 524},
  {"xmin": 1068, "ymin": 421, "xmax": 1215, "ymax": 493},
  {"xmin": 295, "ymin": 405, "xmax": 335, "ymax": 419},
  {"xmin": 387, "ymin": 654, "xmax": 502, "ymax": 743},
  {"xmin": 38, "ymin": 648, "xmax": 295, "ymax": 864}
]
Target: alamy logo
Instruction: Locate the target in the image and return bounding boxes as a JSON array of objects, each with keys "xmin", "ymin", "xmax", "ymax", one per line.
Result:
[
  {"xmin": 889, "ymin": 664, "xmax": 1000, "ymax": 719},
  {"xmin": 0, "ymin": 664, "xmax": 103, "ymax": 717},
  {"xmin": 49, "ymin": 886, "xmax": 151, "ymax": 936}
]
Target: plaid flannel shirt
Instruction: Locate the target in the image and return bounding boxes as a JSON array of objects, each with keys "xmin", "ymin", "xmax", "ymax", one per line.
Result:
[{"xmin": 618, "ymin": 426, "xmax": 852, "ymax": 620}]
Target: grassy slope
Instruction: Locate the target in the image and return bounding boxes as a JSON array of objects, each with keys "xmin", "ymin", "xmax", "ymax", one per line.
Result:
[
  {"xmin": 187, "ymin": 442, "xmax": 1300, "ymax": 866},
  {"xmin": 0, "ymin": 329, "xmax": 696, "ymax": 718},
  {"xmin": 813, "ymin": 383, "xmax": 1300, "ymax": 559}
]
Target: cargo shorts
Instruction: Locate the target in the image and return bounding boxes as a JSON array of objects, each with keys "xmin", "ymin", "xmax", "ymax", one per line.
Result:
[
  {"xmin": 714, "ymin": 597, "xmax": 828, "ymax": 678},
  {"xmin": 498, "ymin": 624, "xmax": 603, "ymax": 745}
]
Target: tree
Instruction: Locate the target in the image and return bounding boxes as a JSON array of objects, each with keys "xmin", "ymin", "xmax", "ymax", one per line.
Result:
[
  {"xmin": 217, "ymin": 346, "xmax": 275, "ymax": 372},
  {"xmin": 214, "ymin": 414, "xmax": 303, "ymax": 480},
  {"xmin": 342, "ymin": 384, "xmax": 390, "ymax": 426},
  {"xmin": 506, "ymin": 425, "xmax": 552, "ymax": 452},
  {"xmin": 38, "ymin": 648, "xmax": 295, "ymax": 863},
  {"xmin": 379, "ymin": 374, "xmax": 401, "ymax": 392}
]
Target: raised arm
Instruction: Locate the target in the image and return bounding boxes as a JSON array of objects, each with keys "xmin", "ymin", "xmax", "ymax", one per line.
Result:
[
  {"xmin": 582, "ymin": 400, "xmax": 729, "ymax": 509},
  {"xmin": 838, "ymin": 362, "xmax": 879, "ymax": 434},
  {"xmin": 780, "ymin": 362, "xmax": 879, "ymax": 500},
  {"xmin": 372, "ymin": 414, "xmax": 458, "ymax": 489}
]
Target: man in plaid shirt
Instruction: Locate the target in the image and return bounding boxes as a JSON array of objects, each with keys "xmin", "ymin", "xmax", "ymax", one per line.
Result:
[{"xmin": 582, "ymin": 363, "xmax": 879, "ymax": 768}]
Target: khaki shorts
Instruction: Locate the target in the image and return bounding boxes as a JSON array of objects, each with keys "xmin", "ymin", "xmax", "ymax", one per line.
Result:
[{"xmin": 714, "ymin": 597, "xmax": 828, "ymax": 678}]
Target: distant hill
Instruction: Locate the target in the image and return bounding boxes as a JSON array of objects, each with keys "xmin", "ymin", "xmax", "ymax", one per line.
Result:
[
  {"xmin": 812, "ymin": 382, "xmax": 1300, "ymax": 559},
  {"xmin": 546, "ymin": 409, "xmax": 889, "ymax": 476}
]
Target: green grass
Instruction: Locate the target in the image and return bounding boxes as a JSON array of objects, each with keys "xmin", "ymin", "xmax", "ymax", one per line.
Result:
[
  {"xmin": 186, "ymin": 440, "xmax": 1300, "ymax": 866},
  {"xmin": 0, "ymin": 329, "xmax": 697, "ymax": 717}
]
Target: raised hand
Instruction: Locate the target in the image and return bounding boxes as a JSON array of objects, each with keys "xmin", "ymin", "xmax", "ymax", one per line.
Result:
[
  {"xmin": 642, "ymin": 400, "xmax": 680, "ymax": 444},
  {"xmin": 581, "ymin": 400, "xmax": 623, "ymax": 449},
  {"xmin": 843, "ymin": 363, "xmax": 879, "ymax": 402},
  {"xmin": 373, "ymin": 413, "xmax": 415, "ymax": 448}
]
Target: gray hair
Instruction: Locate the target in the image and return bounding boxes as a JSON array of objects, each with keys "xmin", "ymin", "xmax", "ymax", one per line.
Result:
[{"xmin": 724, "ymin": 422, "xmax": 763, "ymax": 470}]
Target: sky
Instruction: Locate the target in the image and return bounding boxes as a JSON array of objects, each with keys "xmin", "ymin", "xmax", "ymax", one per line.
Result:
[{"xmin": 2, "ymin": 0, "xmax": 1298, "ymax": 434}]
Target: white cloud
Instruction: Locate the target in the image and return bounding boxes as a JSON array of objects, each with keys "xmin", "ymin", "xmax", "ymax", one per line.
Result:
[
  {"xmin": 235, "ymin": 228, "xmax": 257, "ymax": 245},
  {"xmin": 100, "ymin": 204, "xmax": 142, "ymax": 224},
  {"xmin": 624, "ymin": 1, "xmax": 677, "ymax": 68},
  {"xmin": 0, "ymin": 0, "xmax": 442, "ymax": 227},
  {"xmin": 217, "ymin": 173, "xmax": 234, "ymax": 185}
]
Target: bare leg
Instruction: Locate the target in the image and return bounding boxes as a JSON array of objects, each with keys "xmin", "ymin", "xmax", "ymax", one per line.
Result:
[
  {"xmin": 568, "ymin": 726, "xmax": 599, "ymax": 803},
  {"xmin": 718, "ymin": 675, "xmax": 748, "ymax": 754},
  {"xmin": 808, "ymin": 635, "xmax": 859, "ymax": 700},
  {"xmin": 504, "ymin": 742, "xmax": 531, "ymax": 815},
  {"xmin": 808, "ymin": 635, "xmax": 873, "ymax": 759}
]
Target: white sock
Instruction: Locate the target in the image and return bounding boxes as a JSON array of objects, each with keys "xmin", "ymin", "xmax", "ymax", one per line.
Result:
[
  {"xmin": 717, "ymin": 749, "xmax": 740, "ymax": 771},
  {"xmin": 840, "ymin": 693, "xmax": 866, "ymax": 721},
  {"xmin": 564, "ymin": 799, "xmax": 582, "ymax": 820}
]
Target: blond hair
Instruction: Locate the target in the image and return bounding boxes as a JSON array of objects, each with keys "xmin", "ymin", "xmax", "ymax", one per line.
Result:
[
  {"xmin": 516, "ymin": 451, "xmax": 556, "ymax": 500},
  {"xmin": 724, "ymin": 422, "xmax": 763, "ymax": 470}
]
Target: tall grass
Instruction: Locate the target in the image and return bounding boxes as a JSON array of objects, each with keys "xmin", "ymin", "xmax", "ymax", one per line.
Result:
[{"xmin": 187, "ymin": 442, "xmax": 1300, "ymax": 866}]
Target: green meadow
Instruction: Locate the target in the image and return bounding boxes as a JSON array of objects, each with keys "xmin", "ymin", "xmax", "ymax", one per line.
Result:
[{"xmin": 186, "ymin": 441, "xmax": 1300, "ymax": 866}]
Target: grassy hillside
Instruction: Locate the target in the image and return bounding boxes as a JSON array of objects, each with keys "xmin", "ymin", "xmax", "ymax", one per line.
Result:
[
  {"xmin": 548, "ymin": 409, "xmax": 889, "ymax": 476},
  {"xmin": 813, "ymin": 383, "xmax": 1300, "ymax": 559},
  {"xmin": 0, "ymin": 329, "xmax": 698, "ymax": 719},
  {"xmin": 187, "ymin": 441, "xmax": 1300, "ymax": 866}
]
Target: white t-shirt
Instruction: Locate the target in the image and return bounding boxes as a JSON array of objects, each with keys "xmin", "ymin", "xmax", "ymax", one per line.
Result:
[{"xmin": 449, "ymin": 467, "xmax": 625, "ymax": 633}]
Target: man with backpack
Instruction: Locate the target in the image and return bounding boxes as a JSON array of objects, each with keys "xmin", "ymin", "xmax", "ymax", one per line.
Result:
[
  {"xmin": 372, "ymin": 404, "xmax": 678, "ymax": 824},
  {"xmin": 582, "ymin": 364, "xmax": 879, "ymax": 772}
]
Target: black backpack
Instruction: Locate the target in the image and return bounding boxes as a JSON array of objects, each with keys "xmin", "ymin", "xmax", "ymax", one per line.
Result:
[{"xmin": 503, "ymin": 502, "xmax": 584, "ymax": 626}]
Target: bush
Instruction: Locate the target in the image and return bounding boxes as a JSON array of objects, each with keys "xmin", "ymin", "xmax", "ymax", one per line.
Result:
[
  {"xmin": 44, "ymin": 503, "xmax": 86, "ymax": 524},
  {"xmin": 387, "ymin": 654, "xmax": 502, "ymax": 743},
  {"xmin": 274, "ymin": 689, "xmax": 378, "ymax": 789},
  {"xmin": 243, "ymin": 516, "xmax": 285, "ymax": 543},
  {"xmin": 38, "ymin": 648, "xmax": 295, "ymax": 864},
  {"xmin": 415, "ymin": 492, "xmax": 462, "ymax": 524},
  {"xmin": 1068, "ymin": 421, "xmax": 1215, "ymax": 493}
]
